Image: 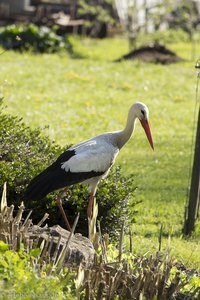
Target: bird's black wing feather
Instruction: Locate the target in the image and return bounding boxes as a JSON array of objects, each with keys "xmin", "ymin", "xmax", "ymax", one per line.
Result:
[{"xmin": 24, "ymin": 149, "xmax": 104, "ymax": 201}]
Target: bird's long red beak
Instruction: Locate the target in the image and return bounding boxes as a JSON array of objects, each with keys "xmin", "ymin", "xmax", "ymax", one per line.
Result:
[{"xmin": 140, "ymin": 119, "xmax": 154, "ymax": 150}]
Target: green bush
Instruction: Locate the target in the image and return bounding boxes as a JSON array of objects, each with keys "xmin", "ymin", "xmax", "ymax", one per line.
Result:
[
  {"xmin": 0, "ymin": 103, "xmax": 61, "ymax": 198},
  {"xmin": 0, "ymin": 101, "xmax": 137, "ymax": 239},
  {"xmin": 0, "ymin": 23, "xmax": 72, "ymax": 53},
  {"xmin": 63, "ymin": 166, "xmax": 137, "ymax": 239}
]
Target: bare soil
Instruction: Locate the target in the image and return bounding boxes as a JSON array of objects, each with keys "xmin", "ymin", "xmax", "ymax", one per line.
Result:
[{"xmin": 115, "ymin": 43, "xmax": 183, "ymax": 64}]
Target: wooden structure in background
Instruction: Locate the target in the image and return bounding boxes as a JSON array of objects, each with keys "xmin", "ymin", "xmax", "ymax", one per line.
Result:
[{"xmin": 0, "ymin": 0, "xmax": 85, "ymax": 34}]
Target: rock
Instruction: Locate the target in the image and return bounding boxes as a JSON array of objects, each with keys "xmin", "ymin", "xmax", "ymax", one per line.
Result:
[{"xmin": 26, "ymin": 225, "xmax": 95, "ymax": 268}]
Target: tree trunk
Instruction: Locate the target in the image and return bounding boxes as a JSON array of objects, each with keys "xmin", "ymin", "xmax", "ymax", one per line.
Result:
[{"xmin": 70, "ymin": 0, "xmax": 77, "ymax": 19}]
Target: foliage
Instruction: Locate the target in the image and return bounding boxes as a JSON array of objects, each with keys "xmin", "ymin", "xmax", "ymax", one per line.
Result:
[
  {"xmin": 0, "ymin": 236, "xmax": 199, "ymax": 300},
  {"xmin": 137, "ymin": 29, "xmax": 192, "ymax": 45},
  {"xmin": 0, "ymin": 100, "xmax": 61, "ymax": 198},
  {"xmin": 125, "ymin": 0, "xmax": 200, "ymax": 50},
  {"xmin": 63, "ymin": 166, "xmax": 137, "ymax": 238},
  {"xmin": 126, "ymin": 0, "xmax": 174, "ymax": 48},
  {"xmin": 169, "ymin": 0, "xmax": 199, "ymax": 36},
  {"xmin": 79, "ymin": 0, "xmax": 115, "ymax": 23},
  {"xmin": 0, "ymin": 101, "xmax": 137, "ymax": 239},
  {"xmin": 0, "ymin": 242, "xmax": 76, "ymax": 300},
  {"xmin": 78, "ymin": 0, "xmax": 116, "ymax": 37},
  {"xmin": 0, "ymin": 23, "xmax": 72, "ymax": 53}
]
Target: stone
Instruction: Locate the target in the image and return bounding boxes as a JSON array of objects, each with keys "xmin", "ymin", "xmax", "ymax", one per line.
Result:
[{"xmin": 27, "ymin": 224, "xmax": 95, "ymax": 268}]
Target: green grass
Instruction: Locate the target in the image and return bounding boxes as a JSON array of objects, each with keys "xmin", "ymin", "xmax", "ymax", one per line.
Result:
[{"xmin": 0, "ymin": 37, "xmax": 200, "ymax": 270}]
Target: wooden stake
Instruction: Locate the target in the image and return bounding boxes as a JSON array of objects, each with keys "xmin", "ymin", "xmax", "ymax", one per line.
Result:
[{"xmin": 184, "ymin": 106, "xmax": 200, "ymax": 235}]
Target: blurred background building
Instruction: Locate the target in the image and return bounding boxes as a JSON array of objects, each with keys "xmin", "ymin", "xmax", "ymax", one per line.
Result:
[{"xmin": 0, "ymin": 0, "xmax": 200, "ymax": 37}]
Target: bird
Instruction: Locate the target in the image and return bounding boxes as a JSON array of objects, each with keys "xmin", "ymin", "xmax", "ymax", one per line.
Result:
[{"xmin": 24, "ymin": 102, "xmax": 154, "ymax": 231}]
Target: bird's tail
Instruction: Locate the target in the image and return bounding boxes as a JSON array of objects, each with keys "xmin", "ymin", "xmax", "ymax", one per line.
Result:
[{"xmin": 24, "ymin": 164, "xmax": 63, "ymax": 201}]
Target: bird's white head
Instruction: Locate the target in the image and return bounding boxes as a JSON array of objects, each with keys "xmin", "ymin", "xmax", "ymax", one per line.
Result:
[
  {"xmin": 131, "ymin": 102, "xmax": 154, "ymax": 150},
  {"xmin": 131, "ymin": 102, "xmax": 149, "ymax": 121}
]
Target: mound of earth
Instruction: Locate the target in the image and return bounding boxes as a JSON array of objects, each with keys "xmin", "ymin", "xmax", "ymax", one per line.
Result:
[{"xmin": 115, "ymin": 44, "xmax": 183, "ymax": 64}]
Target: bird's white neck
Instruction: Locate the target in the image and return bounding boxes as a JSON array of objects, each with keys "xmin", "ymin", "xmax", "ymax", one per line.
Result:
[{"xmin": 117, "ymin": 109, "xmax": 137, "ymax": 149}]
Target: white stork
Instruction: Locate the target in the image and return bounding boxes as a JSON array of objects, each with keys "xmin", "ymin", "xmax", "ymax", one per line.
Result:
[{"xmin": 25, "ymin": 102, "xmax": 154, "ymax": 231}]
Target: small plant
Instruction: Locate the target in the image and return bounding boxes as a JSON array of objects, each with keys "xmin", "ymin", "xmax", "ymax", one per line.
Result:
[
  {"xmin": 0, "ymin": 23, "xmax": 72, "ymax": 53},
  {"xmin": 0, "ymin": 242, "xmax": 76, "ymax": 300}
]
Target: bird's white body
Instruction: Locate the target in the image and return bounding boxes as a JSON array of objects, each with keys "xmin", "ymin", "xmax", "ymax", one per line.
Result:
[
  {"xmin": 25, "ymin": 102, "xmax": 153, "ymax": 223},
  {"xmin": 61, "ymin": 133, "xmax": 119, "ymax": 173},
  {"xmin": 61, "ymin": 133, "xmax": 120, "ymax": 193}
]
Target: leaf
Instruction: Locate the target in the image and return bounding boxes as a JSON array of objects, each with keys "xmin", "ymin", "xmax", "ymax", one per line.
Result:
[
  {"xmin": 30, "ymin": 248, "xmax": 41, "ymax": 258},
  {"xmin": 0, "ymin": 241, "xmax": 9, "ymax": 253},
  {"xmin": 0, "ymin": 259, "xmax": 9, "ymax": 268},
  {"xmin": 75, "ymin": 264, "xmax": 85, "ymax": 290}
]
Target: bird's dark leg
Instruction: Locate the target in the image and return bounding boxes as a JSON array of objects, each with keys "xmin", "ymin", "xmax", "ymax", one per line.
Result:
[
  {"xmin": 56, "ymin": 187, "xmax": 72, "ymax": 232},
  {"xmin": 87, "ymin": 192, "xmax": 95, "ymax": 220}
]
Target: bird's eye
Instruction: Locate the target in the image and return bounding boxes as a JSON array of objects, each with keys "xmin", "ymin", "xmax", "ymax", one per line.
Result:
[{"xmin": 141, "ymin": 110, "xmax": 145, "ymax": 116}]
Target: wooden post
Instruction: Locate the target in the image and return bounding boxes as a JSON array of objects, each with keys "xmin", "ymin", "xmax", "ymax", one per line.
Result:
[{"xmin": 184, "ymin": 105, "xmax": 200, "ymax": 235}]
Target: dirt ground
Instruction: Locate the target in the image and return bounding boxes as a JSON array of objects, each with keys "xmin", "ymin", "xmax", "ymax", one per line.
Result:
[{"xmin": 115, "ymin": 43, "xmax": 183, "ymax": 64}]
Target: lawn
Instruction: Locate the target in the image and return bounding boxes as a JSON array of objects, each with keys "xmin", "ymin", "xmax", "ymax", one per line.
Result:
[{"xmin": 0, "ymin": 37, "xmax": 200, "ymax": 270}]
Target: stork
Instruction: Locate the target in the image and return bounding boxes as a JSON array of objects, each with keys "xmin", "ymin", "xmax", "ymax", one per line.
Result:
[{"xmin": 25, "ymin": 102, "xmax": 154, "ymax": 231}]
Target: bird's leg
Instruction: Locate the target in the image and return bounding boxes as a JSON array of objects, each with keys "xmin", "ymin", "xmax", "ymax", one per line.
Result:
[
  {"xmin": 87, "ymin": 192, "xmax": 95, "ymax": 220},
  {"xmin": 56, "ymin": 187, "xmax": 72, "ymax": 232}
]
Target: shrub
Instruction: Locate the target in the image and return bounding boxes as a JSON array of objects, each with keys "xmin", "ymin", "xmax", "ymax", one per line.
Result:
[
  {"xmin": 62, "ymin": 166, "xmax": 137, "ymax": 239},
  {"xmin": 0, "ymin": 101, "xmax": 137, "ymax": 239},
  {"xmin": 0, "ymin": 23, "xmax": 72, "ymax": 53},
  {"xmin": 0, "ymin": 102, "xmax": 61, "ymax": 199}
]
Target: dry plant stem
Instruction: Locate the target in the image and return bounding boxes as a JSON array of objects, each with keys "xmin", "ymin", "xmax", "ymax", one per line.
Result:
[
  {"xmin": 129, "ymin": 227, "xmax": 133, "ymax": 253},
  {"xmin": 97, "ymin": 221, "xmax": 108, "ymax": 263},
  {"xmin": 159, "ymin": 224, "xmax": 163, "ymax": 252},
  {"xmin": 56, "ymin": 212, "xmax": 80, "ymax": 273},
  {"xmin": 21, "ymin": 210, "xmax": 32, "ymax": 229},
  {"xmin": 56, "ymin": 187, "xmax": 71, "ymax": 232},
  {"xmin": 37, "ymin": 213, "xmax": 49, "ymax": 227},
  {"xmin": 14, "ymin": 202, "xmax": 24, "ymax": 224},
  {"xmin": 51, "ymin": 235, "xmax": 62, "ymax": 268},
  {"xmin": 119, "ymin": 221, "xmax": 125, "ymax": 262}
]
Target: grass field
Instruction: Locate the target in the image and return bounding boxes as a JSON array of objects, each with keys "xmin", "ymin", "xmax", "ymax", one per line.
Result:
[{"xmin": 0, "ymin": 37, "xmax": 200, "ymax": 270}]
